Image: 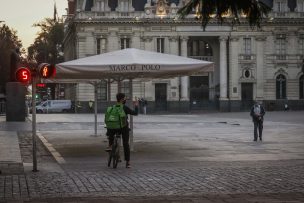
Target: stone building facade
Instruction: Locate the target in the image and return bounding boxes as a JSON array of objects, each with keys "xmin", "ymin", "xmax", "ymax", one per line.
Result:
[{"xmin": 63, "ymin": 0, "xmax": 304, "ymax": 112}]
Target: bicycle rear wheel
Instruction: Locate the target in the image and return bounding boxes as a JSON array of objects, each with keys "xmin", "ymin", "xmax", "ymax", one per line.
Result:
[
  {"xmin": 112, "ymin": 140, "xmax": 120, "ymax": 168},
  {"xmin": 107, "ymin": 150, "xmax": 112, "ymax": 167}
]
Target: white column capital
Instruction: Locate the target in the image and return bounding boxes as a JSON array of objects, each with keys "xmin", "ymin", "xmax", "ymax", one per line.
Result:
[
  {"xmin": 108, "ymin": 30, "xmax": 117, "ymax": 36},
  {"xmin": 168, "ymin": 36, "xmax": 179, "ymax": 42},
  {"xmin": 219, "ymin": 36, "xmax": 228, "ymax": 41},
  {"xmin": 132, "ymin": 31, "xmax": 141, "ymax": 37},
  {"xmin": 229, "ymin": 36, "xmax": 240, "ymax": 41},
  {"xmin": 181, "ymin": 36, "xmax": 189, "ymax": 41},
  {"xmin": 141, "ymin": 36, "xmax": 153, "ymax": 42}
]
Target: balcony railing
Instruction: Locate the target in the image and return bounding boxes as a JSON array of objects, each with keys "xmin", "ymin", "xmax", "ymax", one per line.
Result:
[
  {"xmin": 276, "ymin": 55, "xmax": 286, "ymax": 60},
  {"xmin": 267, "ymin": 54, "xmax": 303, "ymax": 63},
  {"xmin": 239, "ymin": 54, "xmax": 256, "ymax": 62},
  {"xmin": 269, "ymin": 12, "xmax": 304, "ymax": 18},
  {"xmin": 75, "ymin": 11, "xmax": 144, "ymax": 20},
  {"xmin": 189, "ymin": 56, "xmax": 213, "ymax": 62}
]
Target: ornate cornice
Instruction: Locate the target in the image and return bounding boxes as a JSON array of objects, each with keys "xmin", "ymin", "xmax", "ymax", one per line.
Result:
[
  {"xmin": 168, "ymin": 36, "xmax": 179, "ymax": 42},
  {"xmin": 229, "ymin": 36, "xmax": 239, "ymax": 41},
  {"xmin": 255, "ymin": 36, "xmax": 267, "ymax": 41},
  {"xmin": 141, "ymin": 36, "xmax": 153, "ymax": 42},
  {"xmin": 274, "ymin": 68, "xmax": 289, "ymax": 79},
  {"xmin": 71, "ymin": 16, "xmax": 304, "ymax": 31}
]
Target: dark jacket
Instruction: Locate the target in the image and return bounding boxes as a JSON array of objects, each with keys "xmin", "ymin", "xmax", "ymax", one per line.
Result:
[
  {"xmin": 123, "ymin": 105, "xmax": 138, "ymax": 126},
  {"xmin": 250, "ymin": 104, "xmax": 265, "ymax": 122}
]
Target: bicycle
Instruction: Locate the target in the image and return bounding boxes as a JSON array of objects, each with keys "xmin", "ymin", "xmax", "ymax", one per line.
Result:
[{"xmin": 107, "ymin": 131, "xmax": 121, "ymax": 169}]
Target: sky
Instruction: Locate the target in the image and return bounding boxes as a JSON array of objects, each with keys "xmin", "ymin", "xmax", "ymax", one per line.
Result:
[{"xmin": 0, "ymin": 0, "xmax": 68, "ymax": 50}]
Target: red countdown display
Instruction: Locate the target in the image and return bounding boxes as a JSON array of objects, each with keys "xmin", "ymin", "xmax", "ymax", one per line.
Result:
[{"xmin": 15, "ymin": 67, "xmax": 31, "ymax": 84}]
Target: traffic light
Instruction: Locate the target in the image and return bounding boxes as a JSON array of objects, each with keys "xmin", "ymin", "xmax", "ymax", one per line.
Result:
[
  {"xmin": 38, "ymin": 63, "xmax": 56, "ymax": 78},
  {"xmin": 15, "ymin": 67, "xmax": 31, "ymax": 84}
]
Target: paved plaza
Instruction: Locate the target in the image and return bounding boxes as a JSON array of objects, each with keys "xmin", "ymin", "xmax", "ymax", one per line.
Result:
[{"xmin": 0, "ymin": 111, "xmax": 304, "ymax": 202}]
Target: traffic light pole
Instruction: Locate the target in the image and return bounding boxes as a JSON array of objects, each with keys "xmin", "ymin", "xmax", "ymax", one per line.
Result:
[
  {"xmin": 31, "ymin": 75, "xmax": 38, "ymax": 172},
  {"xmin": 30, "ymin": 63, "xmax": 56, "ymax": 172}
]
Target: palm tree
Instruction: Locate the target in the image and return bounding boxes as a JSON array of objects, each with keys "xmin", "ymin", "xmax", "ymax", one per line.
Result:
[{"xmin": 178, "ymin": 0, "xmax": 272, "ymax": 29}]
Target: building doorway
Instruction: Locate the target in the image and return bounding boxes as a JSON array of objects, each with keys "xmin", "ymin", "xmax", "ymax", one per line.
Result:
[
  {"xmin": 155, "ymin": 83, "xmax": 167, "ymax": 111},
  {"xmin": 241, "ymin": 83, "xmax": 253, "ymax": 110},
  {"xmin": 190, "ymin": 76, "xmax": 209, "ymax": 110}
]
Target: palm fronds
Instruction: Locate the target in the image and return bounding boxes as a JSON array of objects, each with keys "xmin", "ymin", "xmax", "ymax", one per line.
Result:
[{"xmin": 178, "ymin": 0, "xmax": 272, "ymax": 29}]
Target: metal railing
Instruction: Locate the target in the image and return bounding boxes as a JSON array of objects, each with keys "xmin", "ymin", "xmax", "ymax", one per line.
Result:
[
  {"xmin": 189, "ymin": 56, "xmax": 213, "ymax": 62},
  {"xmin": 239, "ymin": 54, "xmax": 256, "ymax": 61}
]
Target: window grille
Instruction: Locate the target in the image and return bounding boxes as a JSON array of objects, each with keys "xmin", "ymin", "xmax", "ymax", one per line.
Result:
[
  {"xmin": 120, "ymin": 38, "xmax": 130, "ymax": 49},
  {"xmin": 276, "ymin": 35, "xmax": 286, "ymax": 60},
  {"xmin": 97, "ymin": 38, "xmax": 106, "ymax": 54},
  {"xmin": 276, "ymin": 74, "xmax": 286, "ymax": 99},
  {"xmin": 157, "ymin": 38, "xmax": 165, "ymax": 53}
]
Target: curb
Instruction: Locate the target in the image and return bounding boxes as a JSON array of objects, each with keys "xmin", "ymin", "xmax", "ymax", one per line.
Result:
[{"xmin": 37, "ymin": 132, "xmax": 66, "ymax": 164}]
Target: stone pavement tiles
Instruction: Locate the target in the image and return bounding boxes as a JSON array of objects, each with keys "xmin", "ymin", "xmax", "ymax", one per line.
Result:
[
  {"xmin": 0, "ymin": 131, "xmax": 23, "ymax": 175},
  {"xmin": 1, "ymin": 160, "xmax": 304, "ymax": 201},
  {"xmin": 1, "ymin": 113, "xmax": 304, "ymax": 202}
]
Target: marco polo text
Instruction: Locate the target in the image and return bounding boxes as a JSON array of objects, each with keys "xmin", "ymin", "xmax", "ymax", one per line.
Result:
[{"xmin": 109, "ymin": 65, "xmax": 161, "ymax": 72}]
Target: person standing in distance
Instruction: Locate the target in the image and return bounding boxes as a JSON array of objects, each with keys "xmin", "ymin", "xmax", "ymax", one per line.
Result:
[
  {"xmin": 106, "ymin": 93, "xmax": 138, "ymax": 168},
  {"xmin": 250, "ymin": 101, "xmax": 265, "ymax": 141}
]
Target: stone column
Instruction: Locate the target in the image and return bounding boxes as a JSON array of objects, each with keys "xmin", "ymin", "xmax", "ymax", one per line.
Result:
[
  {"xmin": 76, "ymin": 34, "xmax": 87, "ymax": 58},
  {"xmin": 142, "ymin": 36, "xmax": 153, "ymax": 51},
  {"xmin": 255, "ymin": 36, "xmax": 266, "ymax": 100},
  {"xmin": 169, "ymin": 36, "xmax": 179, "ymax": 103},
  {"xmin": 229, "ymin": 36, "xmax": 240, "ymax": 111},
  {"xmin": 107, "ymin": 31, "xmax": 119, "ymax": 52},
  {"xmin": 132, "ymin": 31, "xmax": 141, "ymax": 49},
  {"xmin": 86, "ymin": 34, "xmax": 95, "ymax": 56},
  {"xmin": 181, "ymin": 36, "xmax": 189, "ymax": 100},
  {"xmin": 169, "ymin": 36, "xmax": 179, "ymax": 55},
  {"xmin": 219, "ymin": 36, "xmax": 228, "ymax": 100},
  {"xmin": 142, "ymin": 36, "xmax": 154, "ymax": 100}
]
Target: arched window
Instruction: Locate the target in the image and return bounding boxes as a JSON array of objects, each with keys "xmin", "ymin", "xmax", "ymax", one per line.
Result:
[
  {"xmin": 300, "ymin": 75, "xmax": 304, "ymax": 99},
  {"xmin": 276, "ymin": 74, "xmax": 286, "ymax": 99}
]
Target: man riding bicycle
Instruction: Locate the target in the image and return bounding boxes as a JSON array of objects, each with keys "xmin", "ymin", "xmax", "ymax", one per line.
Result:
[{"xmin": 105, "ymin": 93, "xmax": 138, "ymax": 168}]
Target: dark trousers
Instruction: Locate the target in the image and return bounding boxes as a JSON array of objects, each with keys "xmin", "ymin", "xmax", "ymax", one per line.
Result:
[
  {"xmin": 253, "ymin": 120, "xmax": 263, "ymax": 140},
  {"xmin": 107, "ymin": 127, "xmax": 130, "ymax": 162}
]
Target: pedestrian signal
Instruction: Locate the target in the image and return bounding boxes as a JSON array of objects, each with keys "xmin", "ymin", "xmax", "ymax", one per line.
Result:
[
  {"xmin": 15, "ymin": 67, "xmax": 31, "ymax": 84},
  {"xmin": 38, "ymin": 63, "xmax": 56, "ymax": 78}
]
